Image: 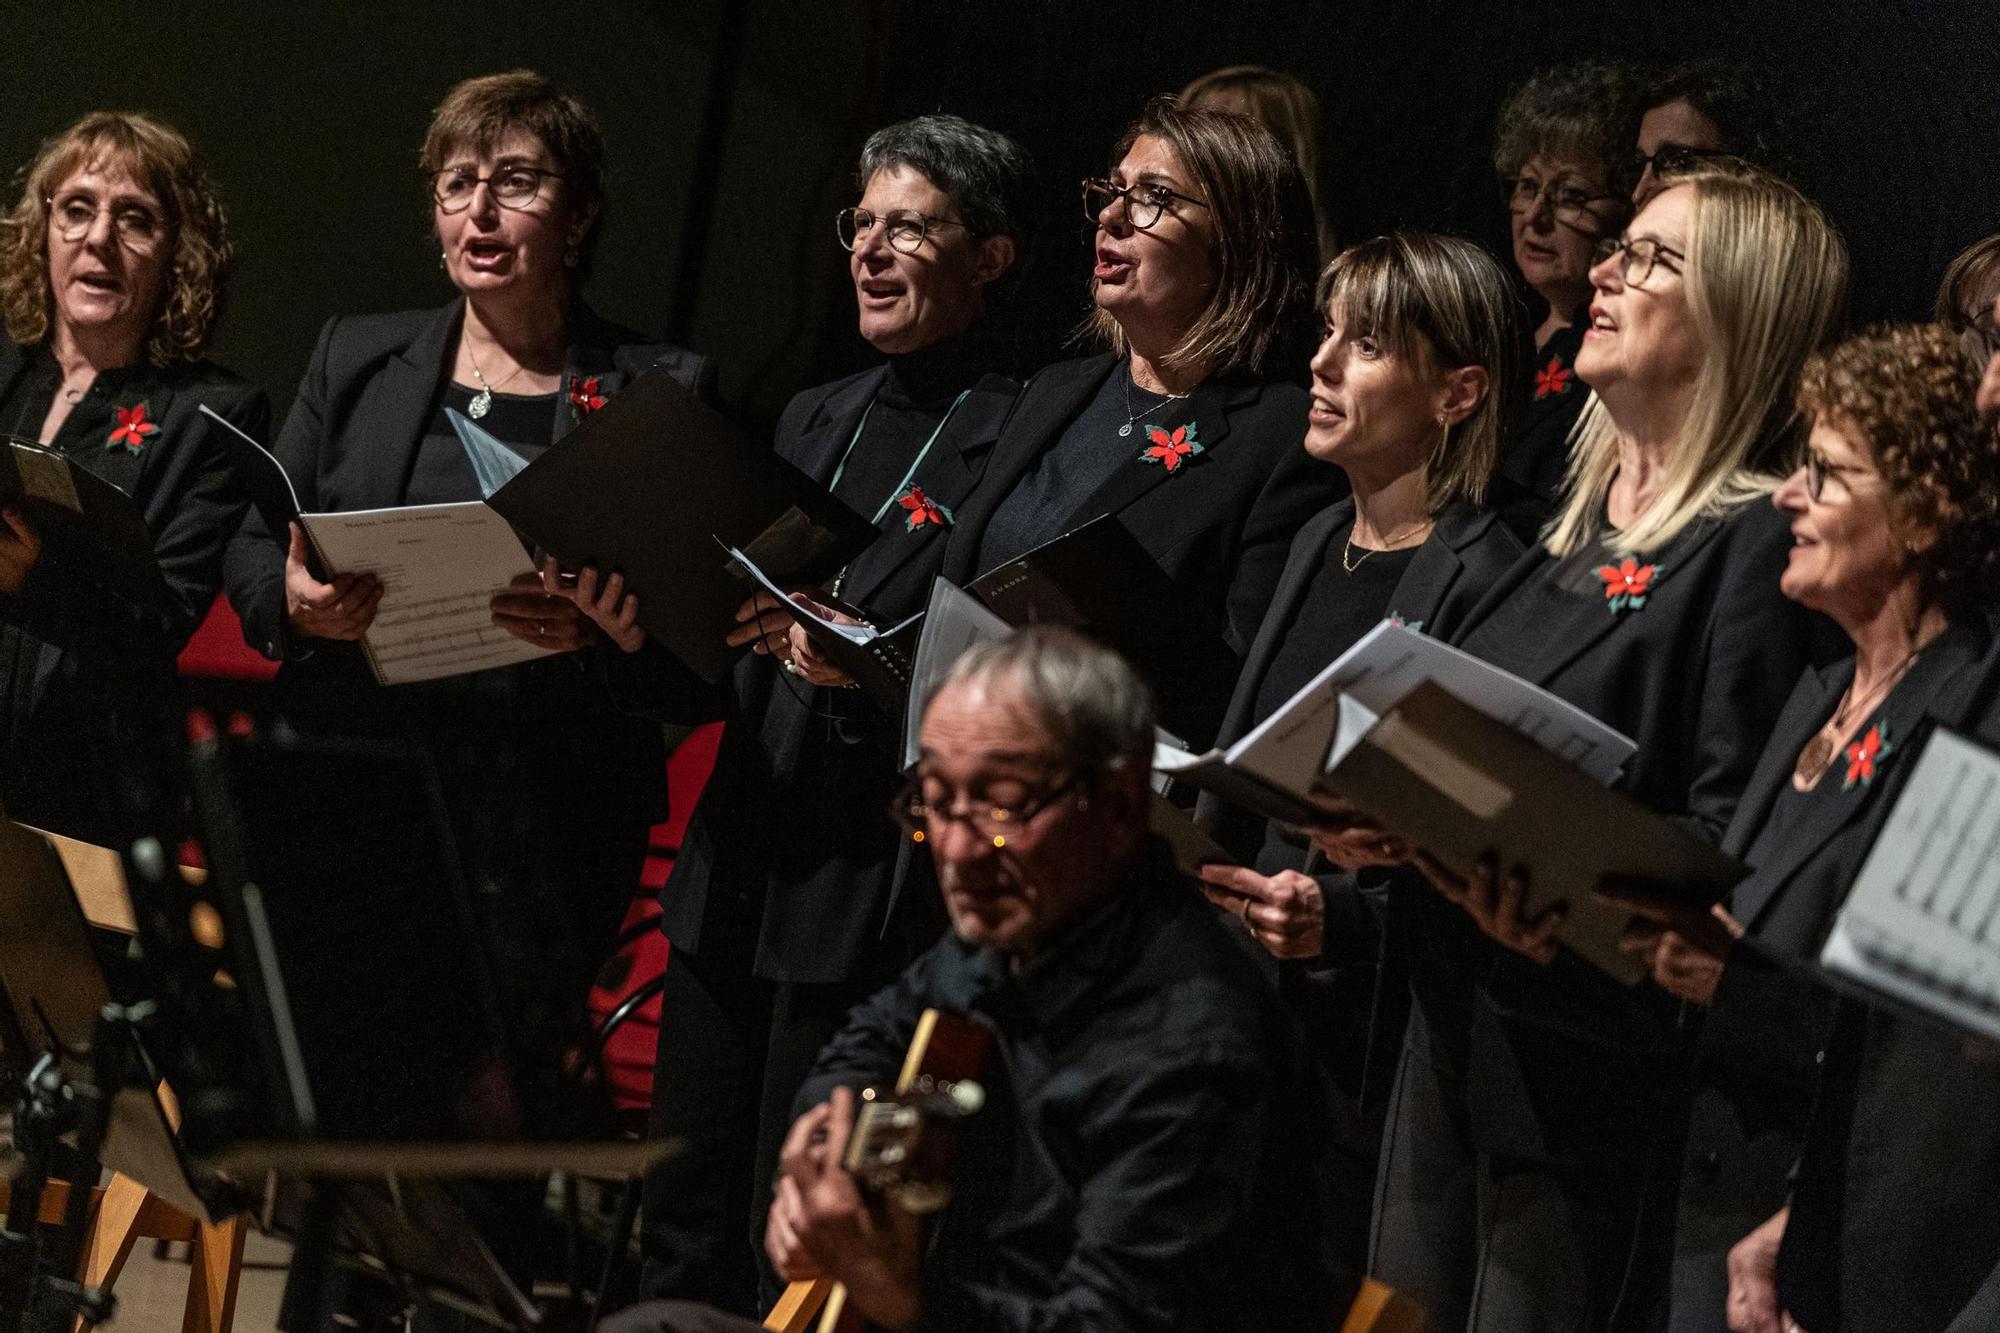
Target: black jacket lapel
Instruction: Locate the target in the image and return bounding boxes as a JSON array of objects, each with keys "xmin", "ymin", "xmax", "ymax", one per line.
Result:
[
  {"xmin": 1384, "ymin": 501, "xmax": 1491, "ymax": 633},
  {"xmin": 1067, "ymin": 372, "xmax": 1252, "ymax": 526},
  {"xmin": 942, "ymin": 355, "xmax": 1113, "ymax": 583},
  {"xmin": 841, "ymin": 374, "xmax": 1014, "ymax": 608},
  {"xmin": 354, "ymin": 303, "xmax": 458, "ymax": 509},
  {"xmin": 1736, "ymin": 624, "xmax": 1990, "ymax": 928},
  {"xmin": 786, "ymin": 369, "xmax": 885, "ymax": 484},
  {"xmin": 1214, "ymin": 500, "xmax": 1348, "ymax": 748},
  {"xmin": 1513, "ymin": 514, "xmax": 1729, "ymax": 687}
]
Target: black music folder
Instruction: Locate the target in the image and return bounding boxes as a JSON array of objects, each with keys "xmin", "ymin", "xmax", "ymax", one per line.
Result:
[
  {"xmin": 727, "ymin": 543, "xmax": 922, "ymax": 714},
  {"xmin": 487, "ymin": 369, "xmax": 879, "ymax": 682},
  {"xmin": 968, "ymin": 515, "xmax": 1241, "ymax": 746},
  {"xmin": 0, "ymin": 435, "xmax": 172, "ymax": 618}
]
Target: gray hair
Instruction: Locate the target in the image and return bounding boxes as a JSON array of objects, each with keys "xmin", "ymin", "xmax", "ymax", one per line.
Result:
[
  {"xmin": 1492, "ymin": 61, "xmax": 1643, "ymax": 187},
  {"xmin": 855, "ymin": 114, "xmax": 1034, "ymax": 243},
  {"xmin": 940, "ymin": 626, "xmax": 1155, "ymax": 777}
]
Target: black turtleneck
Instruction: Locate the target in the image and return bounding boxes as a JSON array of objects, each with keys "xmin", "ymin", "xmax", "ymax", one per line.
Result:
[{"xmin": 829, "ymin": 333, "xmax": 992, "ymax": 520}]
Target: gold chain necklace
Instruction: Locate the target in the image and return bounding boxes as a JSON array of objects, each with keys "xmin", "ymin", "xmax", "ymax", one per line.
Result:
[{"xmin": 1343, "ymin": 520, "xmax": 1432, "ymax": 573}]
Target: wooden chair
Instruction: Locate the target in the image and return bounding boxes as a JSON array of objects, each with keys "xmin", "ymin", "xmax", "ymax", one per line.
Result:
[{"xmin": 0, "ymin": 1174, "xmax": 246, "ymax": 1333}]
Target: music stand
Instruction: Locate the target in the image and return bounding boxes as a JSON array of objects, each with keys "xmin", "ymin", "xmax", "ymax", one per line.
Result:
[{"xmin": 120, "ymin": 726, "xmax": 672, "ymax": 1331}]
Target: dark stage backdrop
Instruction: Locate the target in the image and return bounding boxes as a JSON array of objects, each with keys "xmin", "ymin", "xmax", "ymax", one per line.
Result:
[{"xmin": 3, "ymin": 1, "xmax": 1996, "ymax": 433}]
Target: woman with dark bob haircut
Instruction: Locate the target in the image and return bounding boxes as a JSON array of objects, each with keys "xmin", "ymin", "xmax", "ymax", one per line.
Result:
[
  {"xmin": 939, "ymin": 95, "xmax": 1345, "ymax": 745},
  {"xmin": 223, "ymin": 69, "xmax": 715, "ymax": 1052},
  {"xmin": 1605, "ymin": 324, "xmax": 2000, "ymax": 1332},
  {"xmin": 0, "ymin": 110, "xmax": 267, "ymax": 843}
]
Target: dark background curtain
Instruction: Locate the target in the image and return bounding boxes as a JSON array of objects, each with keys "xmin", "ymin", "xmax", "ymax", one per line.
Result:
[{"xmin": 4, "ymin": 0, "xmax": 1993, "ymax": 431}]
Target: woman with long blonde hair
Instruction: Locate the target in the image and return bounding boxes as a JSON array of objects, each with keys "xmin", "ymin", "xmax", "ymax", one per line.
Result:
[{"xmin": 1360, "ymin": 161, "xmax": 1848, "ymax": 1332}]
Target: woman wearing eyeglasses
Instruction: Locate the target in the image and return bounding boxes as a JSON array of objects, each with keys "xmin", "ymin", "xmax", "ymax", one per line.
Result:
[
  {"xmin": 222, "ymin": 71, "xmax": 712, "ymax": 1047},
  {"xmin": 1493, "ymin": 62, "xmax": 1642, "ymax": 503},
  {"xmin": 1631, "ymin": 60, "xmax": 1791, "ymax": 210},
  {"xmin": 1612, "ymin": 324, "xmax": 2000, "ymax": 1333},
  {"xmin": 0, "ymin": 111, "xmax": 267, "ymax": 845},
  {"xmin": 568, "ymin": 114, "xmax": 1031, "ymax": 1315},
  {"xmin": 938, "ymin": 96, "xmax": 1343, "ymax": 734},
  {"xmin": 1363, "ymin": 162, "xmax": 1847, "ymax": 1333}
]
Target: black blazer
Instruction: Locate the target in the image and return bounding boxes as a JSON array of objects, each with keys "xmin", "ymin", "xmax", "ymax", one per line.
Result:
[
  {"xmin": 660, "ymin": 363, "xmax": 1019, "ymax": 982},
  {"xmin": 1200, "ymin": 496, "xmax": 1525, "ymax": 1120},
  {"xmin": 1775, "ymin": 635, "xmax": 2000, "ymax": 1333},
  {"xmin": 0, "ymin": 339, "xmax": 268, "ymax": 841},
  {"xmin": 218, "ymin": 302, "xmax": 711, "ymax": 934},
  {"xmin": 939, "ymin": 352, "xmax": 1347, "ymax": 661},
  {"xmin": 1671, "ymin": 621, "xmax": 1990, "ymax": 1328}
]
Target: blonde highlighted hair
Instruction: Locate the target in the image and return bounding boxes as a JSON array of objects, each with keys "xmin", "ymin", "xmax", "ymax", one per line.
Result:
[
  {"xmin": 0, "ymin": 112, "xmax": 232, "ymax": 365},
  {"xmin": 1546, "ymin": 160, "xmax": 1848, "ymax": 557},
  {"xmin": 1318, "ymin": 232, "xmax": 1525, "ymax": 512}
]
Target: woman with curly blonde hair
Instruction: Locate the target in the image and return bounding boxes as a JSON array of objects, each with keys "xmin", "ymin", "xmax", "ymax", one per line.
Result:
[{"xmin": 0, "ymin": 110, "xmax": 266, "ymax": 843}]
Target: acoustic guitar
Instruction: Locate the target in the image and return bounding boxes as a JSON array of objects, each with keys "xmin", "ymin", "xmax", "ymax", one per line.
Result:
[{"xmin": 762, "ymin": 1007, "xmax": 989, "ymax": 1333}]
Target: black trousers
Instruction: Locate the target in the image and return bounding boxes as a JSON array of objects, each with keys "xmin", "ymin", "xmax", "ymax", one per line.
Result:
[{"xmin": 636, "ymin": 920, "xmax": 898, "ymax": 1316}]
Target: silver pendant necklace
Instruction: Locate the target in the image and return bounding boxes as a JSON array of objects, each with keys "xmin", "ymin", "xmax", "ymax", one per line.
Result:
[
  {"xmin": 464, "ymin": 341, "xmax": 526, "ymax": 419},
  {"xmin": 1119, "ymin": 365, "xmax": 1190, "ymax": 437}
]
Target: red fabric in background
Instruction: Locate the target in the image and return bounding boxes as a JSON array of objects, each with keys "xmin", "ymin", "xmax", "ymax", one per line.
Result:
[
  {"xmin": 178, "ymin": 592, "xmax": 718, "ymax": 1114},
  {"xmin": 591, "ymin": 720, "xmax": 722, "ymax": 1110}
]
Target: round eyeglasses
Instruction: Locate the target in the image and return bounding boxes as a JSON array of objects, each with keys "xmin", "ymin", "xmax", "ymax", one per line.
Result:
[
  {"xmin": 1592, "ymin": 235, "xmax": 1687, "ymax": 287},
  {"xmin": 1502, "ymin": 175, "xmax": 1619, "ymax": 228},
  {"xmin": 430, "ymin": 166, "xmax": 565, "ymax": 214},
  {"xmin": 837, "ymin": 207, "xmax": 971, "ymax": 254},
  {"xmin": 1081, "ymin": 178, "xmax": 1209, "ymax": 231},
  {"xmin": 46, "ymin": 194, "xmax": 165, "ymax": 254}
]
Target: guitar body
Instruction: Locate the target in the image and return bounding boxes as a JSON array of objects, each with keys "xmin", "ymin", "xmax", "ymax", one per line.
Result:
[{"xmin": 761, "ymin": 1008, "xmax": 989, "ymax": 1333}]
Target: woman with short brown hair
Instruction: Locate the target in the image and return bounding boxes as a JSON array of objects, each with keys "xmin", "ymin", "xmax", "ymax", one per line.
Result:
[
  {"xmin": 940, "ymin": 96, "xmax": 1344, "ymax": 735},
  {"xmin": 221, "ymin": 69, "xmax": 714, "ymax": 1033},
  {"xmin": 0, "ymin": 110, "xmax": 267, "ymax": 843}
]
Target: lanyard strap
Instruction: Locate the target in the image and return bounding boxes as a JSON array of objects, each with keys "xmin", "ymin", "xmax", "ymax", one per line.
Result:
[{"xmin": 827, "ymin": 388, "xmax": 972, "ymax": 526}]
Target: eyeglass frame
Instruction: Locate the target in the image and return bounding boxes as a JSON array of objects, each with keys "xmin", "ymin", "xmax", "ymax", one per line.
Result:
[
  {"xmin": 1630, "ymin": 143, "xmax": 1735, "ymax": 182},
  {"xmin": 1500, "ymin": 174, "xmax": 1621, "ymax": 227},
  {"xmin": 1081, "ymin": 177, "xmax": 1210, "ymax": 231},
  {"xmin": 890, "ymin": 770, "xmax": 1088, "ymax": 847},
  {"xmin": 835, "ymin": 206, "xmax": 974, "ymax": 255},
  {"xmin": 1801, "ymin": 446, "xmax": 1877, "ymax": 503},
  {"xmin": 428, "ymin": 165, "xmax": 568, "ymax": 214},
  {"xmin": 45, "ymin": 193, "xmax": 167, "ymax": 253},
  {"xmin": 1592, "ymin": 234, "xmax": 1688, "ymax": 287}
]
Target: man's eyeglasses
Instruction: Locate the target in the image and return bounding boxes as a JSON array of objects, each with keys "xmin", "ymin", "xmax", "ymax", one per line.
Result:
[
  {"xmin": 47, "ymin": 194, "xmax": 164, "ymax": 253},
  {"xmin": 1502, "ymin": 175, "xmax": 1619, "ymax": 227},
  {"xmin": 1082, "ymin": 178, "xmax": 1209, "ymax": 231},
  {"xmin": 836, "ymin": 207, "xmax": 971, "ymax": 255},
  {"xmin": 1592, "ymin": 235, "xmax": 1687, "ymax": 287},
  {"xmin": 430, "ymin": 166, "xmax": 565, "ymax": 214},
  {"xmin": 890, "ymin": 773, "xmax": 1082, "ymax": 848}
]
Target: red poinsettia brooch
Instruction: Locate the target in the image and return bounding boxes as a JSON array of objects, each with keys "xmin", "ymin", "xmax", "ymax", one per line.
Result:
[
  {"xmin": 1534, "ymin": 356, "xmax": 1573, "ymax": 399},
  {"xmin": 1138, "ymin": 421, "xmax": 1203, "ymax": 473},
  {"xmin": 568, "ymin": 374, "xmax": 606, "ymax": 418},
  {"xmin": 107, "ymin": 402, "xmax": 159, "ymax": 454},
  {"xmin": 1843, "ymin": 721, "xmax": 1892, "ymax": 790},
  {"xmin": 896, "ymin": 484, "xmax": 953, "ymax": 532},
  {"xmin": 1595, "ymin": 558, "xmax": 1657, "ymax": 613}
]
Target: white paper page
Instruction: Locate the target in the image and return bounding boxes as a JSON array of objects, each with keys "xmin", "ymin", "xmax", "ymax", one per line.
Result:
[
  {"xmin": 301, "ymin": 502, "xmax": 555, "ymax": 685},
  {"xmin": 1822, "ymin": 729, "xmax": 2000, "ymax": 1041},
  {"xmin": 199, "ymin": 403, "xmax": 299, "ymax": 514},
  {"xmin": 901, "ymin": 579, "xmax": 1014, "ymax": 771},
  {"xmin": 1225, "ymin": 621, "xmax": 1632, "ymax": 789},
  {"xmin": 726, "ymin": 545, "xmax": 879, "ymax": 646}
]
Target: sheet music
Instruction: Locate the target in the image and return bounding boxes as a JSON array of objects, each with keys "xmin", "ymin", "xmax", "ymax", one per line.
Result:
[
  {"xmin": 300, "ymin": 503, "xmax": 558, "ymax": 685},
  {"xmin": 901, "ymin": 579, "xmax": 1014, "ymax": 771},
  {"xmin": 1822, "ymin": 728, "xmax": 2000, "ymax": 1041},
  {"xmin": 728, "ymin": 544, "xmax": 882, "ymax": 646}
]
